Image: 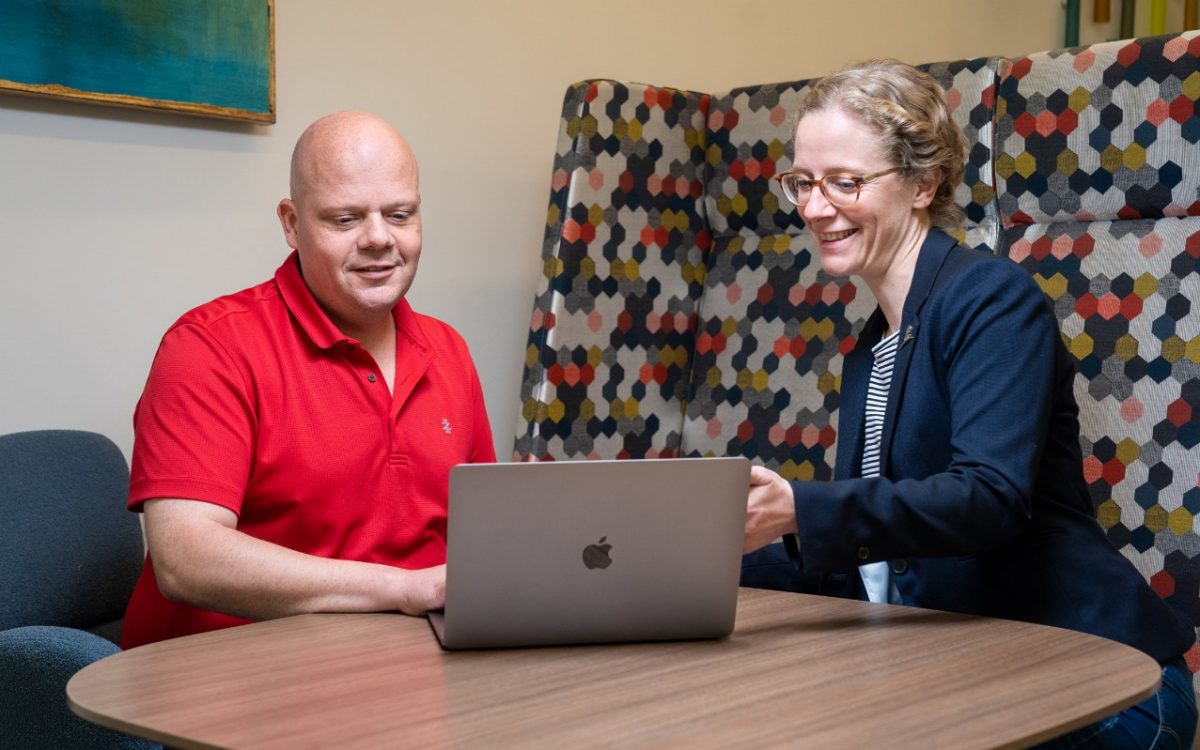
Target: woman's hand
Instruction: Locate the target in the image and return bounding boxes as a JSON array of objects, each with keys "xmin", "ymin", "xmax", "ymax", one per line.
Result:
[{"xmin": 744, "ymin": 465, "xmax": 799, "ymax": 553}]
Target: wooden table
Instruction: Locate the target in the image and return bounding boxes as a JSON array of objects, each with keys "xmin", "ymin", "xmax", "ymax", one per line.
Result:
[{"xmin": 67, "ymin": 588, "xmax": 1160, "ymax": 749}]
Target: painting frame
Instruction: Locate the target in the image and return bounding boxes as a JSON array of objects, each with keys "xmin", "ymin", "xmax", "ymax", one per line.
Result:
[{"xmin": 0, "ymin": 0, "xmax": 275, "ymax": 125}]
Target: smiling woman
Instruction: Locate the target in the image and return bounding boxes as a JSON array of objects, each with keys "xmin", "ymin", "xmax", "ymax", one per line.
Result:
[
  {"xmin": 0, "ymin": 0, "xmax": 274, "ymax": 122},
  {"xmin": 741, "ymin": 58, "xmax": 1198, "ymax": 750}
]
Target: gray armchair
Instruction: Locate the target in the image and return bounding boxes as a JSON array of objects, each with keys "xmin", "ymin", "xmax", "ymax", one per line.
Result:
[{"xmin": 0, "ymin": 429, "xmax": 157, "ymax": 749}]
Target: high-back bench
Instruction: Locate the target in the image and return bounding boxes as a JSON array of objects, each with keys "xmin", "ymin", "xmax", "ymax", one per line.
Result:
[{"xmin": 514, "ymin": 31, "xmax": 1200, "ymax": 671}]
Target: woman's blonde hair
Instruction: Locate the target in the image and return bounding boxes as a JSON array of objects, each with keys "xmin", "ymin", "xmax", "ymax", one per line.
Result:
[{"xmin": 795, "ymin": 59, "xmax": 968, "ymax": 230}]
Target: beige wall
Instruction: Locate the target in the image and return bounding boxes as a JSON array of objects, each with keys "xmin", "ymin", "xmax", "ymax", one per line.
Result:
[{"xmin": 0, "ymin": 1, "xmax": 1179, "ymax": 460}]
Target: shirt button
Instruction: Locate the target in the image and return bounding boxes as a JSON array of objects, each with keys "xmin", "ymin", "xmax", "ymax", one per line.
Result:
[
  {"xmin": 890, "ymin": 559, "xmax": 909, "ymax": 575},
  {"xmin": 367, "ymin": 373, "xmax": 377, "ymax": 383},
  {"xmin": 856, "ymin": 546, "xmax": 871, "ymax": 561}
]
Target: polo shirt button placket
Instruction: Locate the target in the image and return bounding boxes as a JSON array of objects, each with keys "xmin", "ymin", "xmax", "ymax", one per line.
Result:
[{"xmin": 367, "ymin": 373, "xmax": 377, "ymax": 383}]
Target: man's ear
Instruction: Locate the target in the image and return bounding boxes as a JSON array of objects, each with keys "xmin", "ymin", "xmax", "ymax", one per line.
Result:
[
  {"xmin": 911, "ymin": 167, "xmax": 942, "ymax": 210},
  {"xmin": 277, "ymin": 198, "xmax": 300, "ymax": 250}
]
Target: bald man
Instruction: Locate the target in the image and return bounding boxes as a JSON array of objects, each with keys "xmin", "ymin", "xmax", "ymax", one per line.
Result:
[{"xmin": 122, "ymin": 112, "xmax": 496, "ymax": 648}]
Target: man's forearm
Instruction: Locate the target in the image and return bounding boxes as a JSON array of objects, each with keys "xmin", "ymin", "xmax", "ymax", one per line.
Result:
[{"xmin": 143, "ymin": 498, "xmax": 444, "ymax": 620}]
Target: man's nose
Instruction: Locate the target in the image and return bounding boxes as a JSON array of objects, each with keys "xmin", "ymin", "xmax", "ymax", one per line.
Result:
[{"xmin": 357, "ymin": 214, "xmax": 394, "ymax": 250}]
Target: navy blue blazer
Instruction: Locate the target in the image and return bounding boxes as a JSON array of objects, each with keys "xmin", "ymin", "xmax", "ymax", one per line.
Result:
[{"xmin": 744, "ymin": 228, "xmax": 1193, "ymax": 662}]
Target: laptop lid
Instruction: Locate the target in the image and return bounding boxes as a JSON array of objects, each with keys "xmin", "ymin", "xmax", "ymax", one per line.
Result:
[{"xmin": 430, "ymin": 456, "xmax": 749, "ymax": 649}]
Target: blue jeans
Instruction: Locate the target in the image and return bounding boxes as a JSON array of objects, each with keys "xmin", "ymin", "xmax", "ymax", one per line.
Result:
[{"xmin": 1034, "ymin": 657, "xmax": 1197, "ymax": 750}]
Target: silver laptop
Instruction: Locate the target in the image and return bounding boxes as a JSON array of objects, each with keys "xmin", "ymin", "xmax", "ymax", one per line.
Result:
[{"xmin": 428, "ymin": 456, "xmax": 750, "ymax": 649}]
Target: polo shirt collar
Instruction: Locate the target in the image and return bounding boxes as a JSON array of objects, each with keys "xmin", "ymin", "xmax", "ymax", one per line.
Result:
[{"xmin": 273, "ymin": 251, "xmax": 430, "ymax": 353}]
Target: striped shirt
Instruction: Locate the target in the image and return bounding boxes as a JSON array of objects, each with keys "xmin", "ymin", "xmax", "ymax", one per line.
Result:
[{"xmin": 859, "ymin": 330, "xmax": 902, "ymax": 604}]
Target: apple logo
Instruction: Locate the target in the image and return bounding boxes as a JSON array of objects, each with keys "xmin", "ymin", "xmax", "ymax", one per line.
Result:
[{"xmin": 582, "ymin": 536, "xmax": 613, "ymax": 569}]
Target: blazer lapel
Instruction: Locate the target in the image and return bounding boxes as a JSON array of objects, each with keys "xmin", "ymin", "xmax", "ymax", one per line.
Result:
[{"xmin": 876, "ymin": 229, "xmax": 958, "ymax": 474}]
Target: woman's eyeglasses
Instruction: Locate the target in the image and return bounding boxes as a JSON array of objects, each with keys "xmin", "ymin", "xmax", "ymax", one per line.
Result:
[{"xmin": 773, "ymin": 166, "xmax": 904, "ymax": 207}]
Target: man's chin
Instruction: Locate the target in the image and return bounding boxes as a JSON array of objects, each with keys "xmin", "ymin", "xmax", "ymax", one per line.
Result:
[
  {"xmin": 352, "ymin": 279, "xmax": 410, "ymax": 305},
  {"xmin": 359, "ymin": 291, "xmax": 407, "ymax": 313}
]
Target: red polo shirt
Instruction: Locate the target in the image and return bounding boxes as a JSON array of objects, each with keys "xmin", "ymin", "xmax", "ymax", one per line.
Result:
[{"xmin": 122, "ymin": 253, "xmax": 495, "ymax": 648}]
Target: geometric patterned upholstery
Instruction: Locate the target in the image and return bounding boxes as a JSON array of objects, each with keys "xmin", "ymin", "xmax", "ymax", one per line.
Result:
[
  {"xmin": 681, "ymin": 75, "xmax": 870, "ymax": 477},
  {"xmin": 995, "ymin": 31, "xmax": 1200, "ymax": 667},
  {"xmin": 515, "ymin": 81, "xmax": 711, "ymax": 460},
  {"xmin": 927, "ymin": 57, "xmax": 1006, "ymax": 254},
  {"xmin": 515, "ymin": 31, "xmax": 1200, "ymax": 674},
  {"xmin": 995, "ymin": 33, "xmax": 1200, "ymax": 225},
  {"xmin": 1004, "ymin": 218, "xmax": 1200, "ymax": 629},
  {"xmin": 516, "ymin": 58, "xmax": 1005, "ymax": 468}
]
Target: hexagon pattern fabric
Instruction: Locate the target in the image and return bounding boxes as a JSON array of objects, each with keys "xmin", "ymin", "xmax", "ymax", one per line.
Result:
[
  {"xmin": 516, "ymin": 31, "xmax": 1200, "ymax": 673},
  {"xmin": 1004, "ymin": 219, "xmax": 1200, "ymax": 629},
  {"xmin": 996, "ymin": 33, "xmax": 1200, "ymax": 226},
  {"xmin": 515, "ymin": 81, "xmax": 710, "ymax": 460},
  {"xmin": 517, "ymin": 59, "xmax": 1004, "ymax": 471},
  {"xmin": 997, "ymin": 32, "xmax": 1200, "ymax": 661}
]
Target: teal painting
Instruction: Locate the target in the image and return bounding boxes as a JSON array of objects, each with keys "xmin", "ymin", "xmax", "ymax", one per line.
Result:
[{"xmin": 0, "ymin": 0, "xmax": 274, "ymax": 123}]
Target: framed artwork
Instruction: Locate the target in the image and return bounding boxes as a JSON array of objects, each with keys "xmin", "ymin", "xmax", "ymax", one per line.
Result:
[{"xmin": 0, "ymin": 0, "xmax": 275, "ymax": 124}]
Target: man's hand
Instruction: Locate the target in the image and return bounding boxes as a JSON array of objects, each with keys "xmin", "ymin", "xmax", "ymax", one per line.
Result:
[{"xmin": 744, "ymin": 465, "xmax": 799, "ymax": 553}]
